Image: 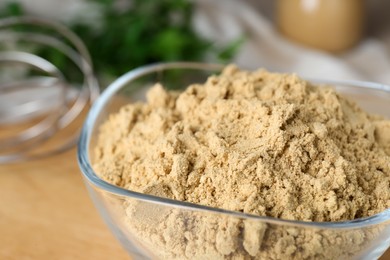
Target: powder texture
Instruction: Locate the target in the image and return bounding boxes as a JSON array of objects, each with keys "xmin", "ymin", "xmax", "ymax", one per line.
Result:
[{"xmin": 93, "ymin": 65, "xmax": 390, "ymax": 259}]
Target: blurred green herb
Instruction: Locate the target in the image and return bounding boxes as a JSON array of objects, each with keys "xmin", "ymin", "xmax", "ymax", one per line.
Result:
[
  {"xmin": 0, "ymin": 1, "xmax": 22, "ymax": 16},
  {"xmin": 0, "ymin": 0, "xmax": 243, "ymax": 83}
]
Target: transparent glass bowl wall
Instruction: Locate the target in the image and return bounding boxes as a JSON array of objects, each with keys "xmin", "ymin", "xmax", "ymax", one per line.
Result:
[{"xmin": 78, "ymin": 62, "xmax": 390, "ymax": 260}]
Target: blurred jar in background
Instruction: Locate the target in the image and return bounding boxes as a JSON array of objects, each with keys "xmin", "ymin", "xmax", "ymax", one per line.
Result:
[{"xmin": 276, "ymin": 0, "xmax": 366, "ymax": 52}]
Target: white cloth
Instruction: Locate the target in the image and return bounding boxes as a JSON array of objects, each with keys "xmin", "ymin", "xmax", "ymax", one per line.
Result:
[{"xmin": 194, "ymin": 0, "xmax": 390, "ymax": 84}]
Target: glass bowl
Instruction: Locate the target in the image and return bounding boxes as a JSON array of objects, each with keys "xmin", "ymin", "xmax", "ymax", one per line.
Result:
[{"xmin": 78, "ymin": 62, "xmax": 390, "ymax": 260}]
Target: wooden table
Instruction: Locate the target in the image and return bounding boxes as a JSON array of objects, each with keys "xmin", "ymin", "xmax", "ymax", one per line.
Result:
[
  {"xmin": 0, "ymin": 147, "xmax": 129, "ymax": 260},
  {"xmin": 0, "ymin": 144, "xmax": 389, "ymax": 259}
]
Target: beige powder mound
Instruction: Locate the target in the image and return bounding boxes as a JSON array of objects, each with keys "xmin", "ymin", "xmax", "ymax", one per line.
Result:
[
  {"xmin": 95, "ymin": 65, "xmax": 390, "ymax": 222},
  {"xmin": 93, "ymin": 65, "xmax": 390, "ymax": 259}
]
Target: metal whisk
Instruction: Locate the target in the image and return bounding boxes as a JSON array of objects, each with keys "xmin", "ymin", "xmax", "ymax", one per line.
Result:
[{"xmin": 0, "ymin": 16, "xmax": 99, "ymax": 163}]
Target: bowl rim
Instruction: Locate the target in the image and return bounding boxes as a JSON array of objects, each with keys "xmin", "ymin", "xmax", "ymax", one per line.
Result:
[{"xmin": 78, "ymin": 61, "xmax": 390, "ymax": 229}]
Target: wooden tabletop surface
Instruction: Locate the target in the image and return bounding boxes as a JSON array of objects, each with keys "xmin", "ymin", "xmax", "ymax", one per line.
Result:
[
  {"xmin": 0, "ymin": 141, "xmax": 389, "ymax": 259},
  {"xmin": 0, "ymin": 147, "xmax": 130, "ymax": 260}
]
